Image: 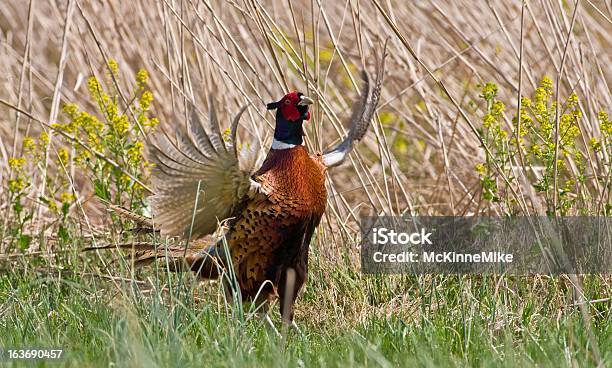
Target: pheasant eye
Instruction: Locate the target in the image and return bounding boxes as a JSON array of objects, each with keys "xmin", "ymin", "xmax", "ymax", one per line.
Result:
[{"xmin": 284, "ymin": 100, "xmax": 291, "ymax": 105}]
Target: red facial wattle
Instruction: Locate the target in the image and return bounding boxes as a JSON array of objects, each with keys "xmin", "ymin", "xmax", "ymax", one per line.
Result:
[
  {"xmin": 269, "ymin": 91, "xmax": 313, "ymax": 145},
  {"xmin": 279, "ymin": 92, "xmax": 301, "ymax": 121}
]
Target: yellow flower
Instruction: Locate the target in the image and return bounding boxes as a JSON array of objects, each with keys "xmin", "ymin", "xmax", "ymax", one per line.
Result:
[
  {"xmin": 127, "ymin": 141, "xmax": 144, "ymax": 164},
  {"xmin": 23, "ymin": 136, "xmax": 37, "ymax": 154},
  {"xmin": 119, "ymin": 173, "xmax": 131, "ymax": 187},
  {"xmin": 8, "ymin": 177, "xmax": 27, "ymax": 192},
  {"xmin": 87, "ymin": 132, "xmax": 103, "ymax": 151},
  {"xmin": 534, "ymin": 88, "xmax": 548, "ymax": 106},
  {"xmin": 136, "ymin": 69, "xmax": 149, "ymax": 89},
  {"xmin": 59, "ymin": 192, "xmax": 76, "ymax": 204},
  {"xmin": 540, "ymin": 76, "xmax": 553, "ymax": 92},
  {"xmin": 8, "ymin": 157, "xmax": 26, "ymax": 170},
  {"xmin": 556, "ymin": 159, "xmax": 565, "ymax": 170},
  {"xmin": 222, "ymin": 127, "xmax": 232, "ymax": 142},
  {"xmin": 140, "ymin": 91, "xmax": 153, "ymax": 111},
  {"xmin": 133, "ymin": 182, "xmax": 144, "ymax": 193},
  {"xmin": 475, "ymin": 163, "xmax": 486, "ymax": 175},
  {"xmin": 87, "ymin": 77, "xmax": 102, "ymax": 98},
  {"xmin": 567, "ymin": 93, "xmax": 578, "ymax": 108},
  {"xmin": 530, "ymin": 144, "xmax": 542, "ymax": 158},
  {"xmin": 57, "ymin": 148, "xmax": 70, "ymax": 164},
  {"xmin": 540, "ymin": 120, "xmax": 553, "ymax": 138},
  {"xmin": 517, "ymin": 113, "xmax": 532, "ymax": 134},
  {"xmin": 107, "ymin": 59, "xmax": 119, "ymax": 78},
  {"xmin": 62, "ymin": 122, "xmax": 78, "ymax": 135},
  {"xmin": 62, "ymin": 103, "xmax": 79, "ymax": 118},
  {"xmin": 48, "ymin": 200, "xmax": 58, "ymax": 213},
  {"xmin": 599, "ymin": 111, "xmax": 611, "ymax": 137},
  {"xmin": 483, "ymin": 114, "xmax": 495, "ymax": 129},
  {"xmin": 589, "ymin": 138, "xmax": 601, "ymax": 152},
  {"xmin": 39, "ymin": 132, "xmax": 50, "ymax": 147},
  {"xmin": 111, "ymin": 115, "xmax": 130, "ymax": 135},
  {"xmin": 96, "ymin": 94, "xmax": 117, "ymax": 121},
  {"xmin": 521, "ymin": 97, "xmax": 532, "ymax": 108},
  {"xmin": 491, "ymin": 101, "xmax": 505, "ymax": 117},
  {"xmin": 146, "ymin": 117, "xmax": 159, "ymax": 129},
  {"xmin": 79, "ymin": 113, "xmax": 103, "ymax": 134},
  {"xmin": 480, "ymin": 82, "xmax": 498, "ymax": 100},
  {"xmin": 74, "ymin": 150, "xmax": 91, "ymax": 166}
]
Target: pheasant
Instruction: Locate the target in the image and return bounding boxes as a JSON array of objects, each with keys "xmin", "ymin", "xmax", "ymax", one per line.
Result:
[{"xmin": 104, "ymin": 50, "xmax": 386, "ymax": 324}]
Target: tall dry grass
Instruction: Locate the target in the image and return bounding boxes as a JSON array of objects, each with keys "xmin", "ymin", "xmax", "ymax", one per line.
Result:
[
  {"xmin": 1, "ymin": 1, "xmax": 609, "ymax": 225},
  {"xmin": 0, "ymin": 0, "xmax": 609, "ymax": 274}
]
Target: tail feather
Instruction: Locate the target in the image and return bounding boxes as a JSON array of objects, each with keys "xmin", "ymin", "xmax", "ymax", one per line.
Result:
[
  {"xmin": 83, "ymin": 241, "xmax": 225, "ymax": 279},
  {"xmin": 108, "ymin": 205, "xmax": 157, "ymax": 234}
]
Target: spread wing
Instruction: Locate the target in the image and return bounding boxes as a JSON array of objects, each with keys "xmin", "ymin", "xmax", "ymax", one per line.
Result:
[
  {"xmin": 149, "ymin": 101, "xmax": 261, "ymax": 238},
  {"xmin": 323, "ymin": 44, "xmax": 387, "ymax": 168}
]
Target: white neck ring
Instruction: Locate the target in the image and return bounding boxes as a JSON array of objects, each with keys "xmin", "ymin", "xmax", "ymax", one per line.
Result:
[{"xmin": 271, "ymin": 138, "xmax": 304, "ymax": 150}]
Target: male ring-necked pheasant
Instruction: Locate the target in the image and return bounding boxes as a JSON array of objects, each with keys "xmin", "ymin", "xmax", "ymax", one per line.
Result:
[{"xmin": 107, "ymin": 50, "xmax": 385, "ymax": 324}]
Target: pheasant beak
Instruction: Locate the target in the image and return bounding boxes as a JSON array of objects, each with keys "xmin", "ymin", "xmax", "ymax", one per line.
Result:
[{"xmin": 297, "ymin": 95, "xmax": 314, "ymax": 106}]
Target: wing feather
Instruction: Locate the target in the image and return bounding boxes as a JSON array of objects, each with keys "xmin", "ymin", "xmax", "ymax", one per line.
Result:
[
  {"xmin": 231, "ymin": 105, "xmax": 249, "ymax": 157},
  {"xmin": 187, "ymin": 108, "xmax": 216, "ymax": 158},
  {"xmin": 322, "ymin": 44, "xmax": 387, "ymax": 168},
  {"xmin": 207, "ymin": 98, "xmax": 228, "ymax": 152},
  {"xmin": 153, "ymin": 133, "xmax": 203, "ymax": 169},
  {"xmin": 149, "ymin": 103, "xmax": 256, "ymax": 238},
  {"xmin": 175, "ymin": 129, "xmax": 208, "ymax": 164}
]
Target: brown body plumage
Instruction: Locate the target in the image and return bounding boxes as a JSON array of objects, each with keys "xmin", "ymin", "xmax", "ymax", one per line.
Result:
[
  {"xmin": 99, "ymin": 46, "xmax": 386, "ymax": 324},
  {"xmin": 223, "ymin": 146, "xmax": 327, "ymax": 319}
]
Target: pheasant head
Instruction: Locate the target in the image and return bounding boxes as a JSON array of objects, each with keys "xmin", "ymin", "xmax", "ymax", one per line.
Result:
[{"xmin": 266, "ymin": 92, "xmax": 314, "ymax": 146}]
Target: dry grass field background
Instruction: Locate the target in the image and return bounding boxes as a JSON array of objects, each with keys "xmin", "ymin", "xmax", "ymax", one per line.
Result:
[{"xmin": 0, "ymin": 1, "xmax": 610, "ymax": 367}]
